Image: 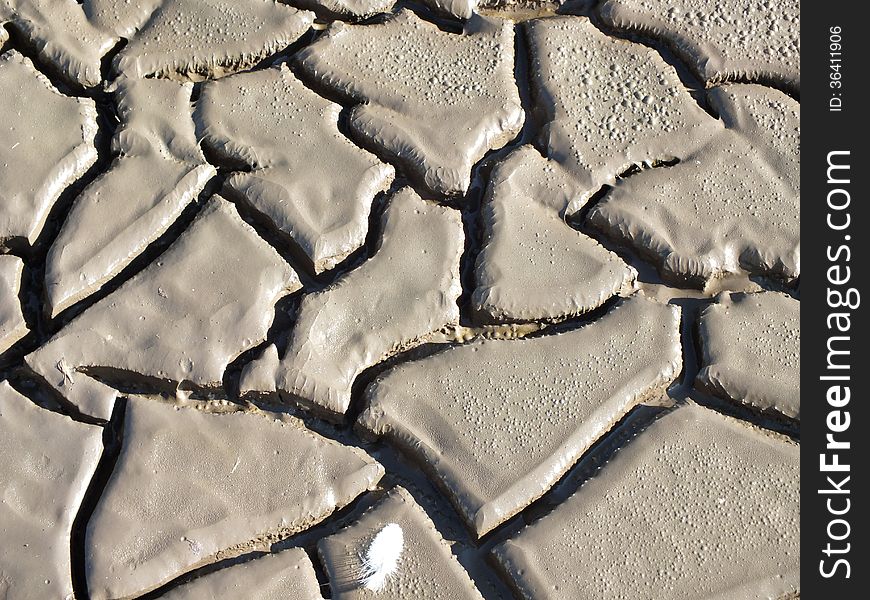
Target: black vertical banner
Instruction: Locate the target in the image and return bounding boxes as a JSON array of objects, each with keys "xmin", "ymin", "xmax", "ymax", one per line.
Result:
[{"xmin": 803, "ymin": 3, "xmax": 867, "ymax": 597}]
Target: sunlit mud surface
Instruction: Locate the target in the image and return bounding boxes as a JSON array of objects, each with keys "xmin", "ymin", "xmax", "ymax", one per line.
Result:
[{"xmin": 1, "ymin": 0, "xmax": 799, "ymax": 598}]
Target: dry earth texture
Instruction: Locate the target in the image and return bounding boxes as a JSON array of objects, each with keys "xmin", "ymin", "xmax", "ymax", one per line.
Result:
[{"xmin": 0, "ymin": 0, "xmax": 799, "ymax": 598}]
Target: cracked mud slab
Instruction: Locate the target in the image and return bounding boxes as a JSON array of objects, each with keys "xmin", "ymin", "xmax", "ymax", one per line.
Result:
[
  {"xmin": 599, "ymin": 0, "xmax": 800, "ymax": 93},
  {"xmin": 697, "ymin": 291, "xmax": 800, "ymax": 420},
  {"xmin": 295, "ymin": 9, "xmax": 523, "ymax": 196},
  {"xmin": 196, "ymin": 63, "xmax": 394, "ymax": 273},
  {"xmin": 588, "ymin": 84, "xmax": 800, "ymax": 286},
  {"xmin": 110, "ymin": 0, "xmax": 315, "ymax": 81},
  {"xmin": 524, "ymin": 16, "xmax": 720, "ymax": 209},
  {"xmin": 0, "ymin": 255, "xmax": 27, "ymax": 354},
  {"xmin": 360, "ymin": 295, "xmax": 681, "ymax": 536},
  {"xmin": 26, "ymin": 196, "xmax": 301, "ymax": 419},
  {"xmin": 0, "ymin": 50, "xmax": 97, "ymax": 248},
  {"xmin": 493, "ymin": 403, "xmax": 799, "ymax": 599},
  {"xmin": 45, "ymin": 76, "xmax": 215, "ymax": 317},
  {"xmin": 318, "ymin": 486, "xmax": 483, "ymax": 599},
  {"xmin": 0, "ymin": 0, "xmax": 117, "ymax": 88},
  {"xmin": 473, "ymin": 146, "xmax": 636, "ymax": 323},
  {"xmin": 0, "ymin": 380, "xmax": 102, "ymax": 599},
  {"xmin": 162, "ymin": 547, "xmax": 324, "ymax": 600},
  {"xmin": 86, "ymin": 398, "xmax": 383, "ymax": 599},
  {"xmin": 243, "ymin": 187, "xmax": 463, "ymax": 420}
]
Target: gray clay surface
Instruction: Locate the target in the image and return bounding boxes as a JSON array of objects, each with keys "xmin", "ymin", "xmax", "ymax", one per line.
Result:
[
  {"xmin": 588, "ymin": 84, "xmax": 800, "ymax": 286},
  {"xmin": 318, "ymin": 487, "xmax": 484, "ymax": 599},
  {"xmin": 0, "ymin": 0, "xmax": 117, "ymax": 88},
  {"xmin": 111, "ymin": 0, "xmax": 315, "ymax": 81},
  {"xmin": 697, "ymin": 291, "xmax": 800, "ymax": 420},
  {"xmin": 86, "ymin": 398, "xmax": 383, "ymax": 599},
  {"xmin": 599, "ymin": 0, "xmax": 800, "ymax": 92},
  {"xmin": 493, "ymin": 403, "xmax": 799, "ymax": 600},
  {"xmin": 360, "ymin": 295, "xmax": 681, "ymax": 536},
  {"xmin": 244, "ymin": 187, "xmax": 463, "ymax": 420},
  {"xmin": 0, "ymin": 3, "xmax": 800, "ymax": 598},
  {"xmin": 27, "ymin": 197, "xmax": 300, "ymax": 419},
  {"xmin": 81, "ymin": 0, "xmax": 162, "ymax": 37},
  {"xmin": 196, "ymin": 63, "xmax": 394, "ymax": 273},
  {"xmin": 289, "ymin": 0, "xmax": 393, "ymax": 20},
  {"xmin": 473, "ymin": 146, "xmax": 636, "ymax": 323},
  {"xmin": 161, "ymin": 547, "xmax": 324, "ymax": 600},
  {"xmin": 295, "ymin": 9, "xmax": 523, "ymax": 196},
  {"xmin": 0, "ymin": 380, "xmax": 102, "ymax": 600},
  {"xmin": 0, "ymin": 255, "xmax": 27, "ymax": 353},
  {"xmin": 45, "ymin": 77, "xmax": 215, "ymax": 317},
  {"xmin": 524, "ymin": 16, "xmax": 720, "ymax": 209},
  {"xmin": 0, "ymin": 50, "xmax": 98, "ymax": 247}
]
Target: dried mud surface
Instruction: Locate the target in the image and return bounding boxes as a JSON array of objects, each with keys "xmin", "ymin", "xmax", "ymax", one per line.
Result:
[{"xmin": 0, "ymin": 1, "xmax": 799, "ymax": 598}]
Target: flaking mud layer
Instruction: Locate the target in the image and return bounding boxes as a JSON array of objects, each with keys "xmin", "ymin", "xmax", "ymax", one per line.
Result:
[
  {"xmin": 0, "ymin": 0, "xmax": 117, "ymax": 88},
  {"xmin": 288, "ymin": 0, "xmax": 394, "ymax": 20},
  {"xmin": 493, "ymin": 403, "xmax": 799, "ymax": 600},
  {"xmin": 109, "ymin": 0, "xmax": 315, "ymax": 81},
  {"xmin": 472, "ymin": 146, "xmax": 636, "ymax": 323},
  {"xmin": 82, "ymin": 0, "xmax": 162, "ymax": 38},
  {"xmin": 524, "ymin": 16, "xmax": 720, "ymax": 209}
]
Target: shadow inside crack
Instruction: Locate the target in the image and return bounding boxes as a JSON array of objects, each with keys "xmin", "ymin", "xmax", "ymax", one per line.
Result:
[{"xmin": 70, "ymin": 398, "xmax": 127, "ymax": 600}]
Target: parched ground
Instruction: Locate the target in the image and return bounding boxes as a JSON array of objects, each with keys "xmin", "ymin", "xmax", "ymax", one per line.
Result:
[{"xmin": 0, "ymin": 1, "xmax": 799, "ymax": 598}]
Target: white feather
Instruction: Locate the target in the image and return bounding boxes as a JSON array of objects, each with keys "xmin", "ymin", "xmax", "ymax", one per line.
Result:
[{"xmin": 359, "ymin": 523, "xmax": 404, "ymax": 592}]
